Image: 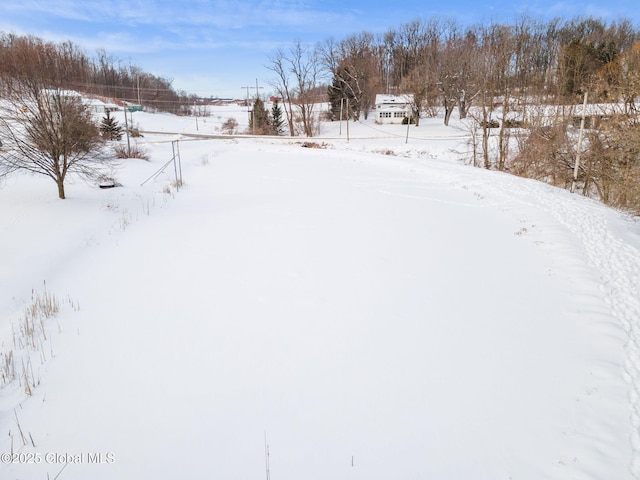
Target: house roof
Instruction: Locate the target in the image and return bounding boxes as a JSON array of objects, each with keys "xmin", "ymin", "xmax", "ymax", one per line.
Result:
[
  {"xmin": 375, "ymin": 94, "xmax": 414, "ymax": 106},
  {"xmin": 42, "ymin": 88, "xmax": 82, "ymax": 97}
]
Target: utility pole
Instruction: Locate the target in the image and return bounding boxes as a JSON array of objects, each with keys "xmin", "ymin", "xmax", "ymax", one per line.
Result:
[
  {"xmin": 253, "ymin": 79, "xmax": 264, "ymax": 135},
  {"xmin": 194, "ymin": 99, "xmax": 199, "ymax": 131},
  {"xmin": 241, "ymin": 85, "xmax": 253, "ymax": 132},
  {"xmin": 242, "ymin": 81, "xmax": 263, "ymax": 135},
  {"xmin": 571, "ymin": 91, "xmax": 588, "ymax": 194},
  {"xmin": 346, "ymin": 98, "xmax": 350, "ymax": 142},
  {"xmin": 241, "ymin": 85, "xmax": 252, "ymax": 113},
  {"xmin": 405, "ymin": 109, "xmax": 411, "ymax": 144},
  {"xmin": 123, "ymin": 106, "xmax": 131, "ymax": 157}
]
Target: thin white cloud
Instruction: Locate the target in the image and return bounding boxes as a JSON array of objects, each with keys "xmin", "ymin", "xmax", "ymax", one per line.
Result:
[
  {"xmin": 2, "ymin": 0, "xmax": 345, "ymax": 30},
  {"xmin": 520, "ymin": 0, "xmax": 629, "ymax": 21},
  {"xmin": 1, "ymin": 0, "xmax": 354, "ymax": 59},
  {"xmin": 3, "ymin": 0, "xmax": 112, "ymax": 23}
]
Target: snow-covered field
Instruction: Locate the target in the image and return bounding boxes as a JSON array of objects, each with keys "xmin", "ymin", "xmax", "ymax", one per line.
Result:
[{"xmin": 1, "ymin": 107, "xmax": 639, "ymax": 479}]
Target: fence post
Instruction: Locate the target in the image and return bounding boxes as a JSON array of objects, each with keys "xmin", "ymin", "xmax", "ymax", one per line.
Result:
[
  {"xmin": 171, "ymin": 141, "xmax": 179, "ymax": 192},
  {"xmin": 175, "ymin": 140, "xmax": 183, "ymax": 185}
]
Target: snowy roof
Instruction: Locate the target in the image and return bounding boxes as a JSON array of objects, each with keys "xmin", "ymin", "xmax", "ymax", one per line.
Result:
[
  {"xmin": 42, "ymin": 88, "xmax": 82, "ymax": 97},
  {"xmin": 375, "ymin": 94, "xmax": 414, "ymax": 107}
]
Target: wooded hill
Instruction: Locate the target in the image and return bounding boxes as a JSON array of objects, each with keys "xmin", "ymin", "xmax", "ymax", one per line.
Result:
[
  {"xmin": 320, "ymin": 17, "xmax": 640, "ymax": 120},
  {"xmin": 0, "ymin": 32, "xmax": 195, "ymax": 114}
]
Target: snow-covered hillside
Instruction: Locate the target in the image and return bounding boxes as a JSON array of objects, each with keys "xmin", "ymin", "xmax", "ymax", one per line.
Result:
[{"xmin": 1, "ymin": 109, "xmax": 639, "ymax": 480}]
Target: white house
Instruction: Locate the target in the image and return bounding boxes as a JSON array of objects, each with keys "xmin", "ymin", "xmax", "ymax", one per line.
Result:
[
  {"xmin": 85, "ymin": 97, "xmax": 120, "ymax": 114},
  {"xmin": 375, "ymin": 94, "xmax": 414, "ymax": 124}
]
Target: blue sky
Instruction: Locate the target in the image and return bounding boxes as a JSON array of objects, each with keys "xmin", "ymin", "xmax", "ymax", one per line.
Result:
[{"xmin": 1, "ymin": 0, "xmax": 638, "ymax": 99}]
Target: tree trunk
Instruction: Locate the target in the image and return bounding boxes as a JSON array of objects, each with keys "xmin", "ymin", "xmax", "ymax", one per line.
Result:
[
  {"xmin": 497, "ymin": 94, "xmax": 511, "ymax": 171},
  {"xmin": 57, "ymin": 179, "xmax": 66, "ymax": 199},
  {"xmin": 482, "ymin": 126, "xmax": 490, "ymax": 169},
  {"xmin": 443, "ymin": 102, "xmax": 454, "ymax": 126},
  {"xmin": 458, "ymin": 97, "xmax": 467, "ymax": 119},
  {"xmin": 498, "ymin": 124, "xmax": 507, "ymax": 171},
  {"xmin": 285, "ymin": 99, "xmax": 295, "ymax": 136}
]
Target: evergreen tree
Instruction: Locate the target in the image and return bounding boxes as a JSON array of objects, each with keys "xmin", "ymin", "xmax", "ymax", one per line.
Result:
[
  {"xmin": 100, "ymin": 111, "xmax": 123, "ymax": 141},
  {"xmin": 271, "ymin": 100, "xmax": 286, "ymax": 135},
  {"xmin": 248, "ymin": 98, "xmax": 271, "ymax": 135},
  {"xmin": 327, "ymin": 66, "xmax": 358, "ymax": 121},
  {"xmin": 327, "ymin": 75, "xmax": 345, "ymax": 121}
]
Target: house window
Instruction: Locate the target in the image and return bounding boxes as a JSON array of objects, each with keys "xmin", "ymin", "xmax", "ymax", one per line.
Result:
[{"xmin": 394, "ymin": 112, "xmax": 406, "ymax": 118}]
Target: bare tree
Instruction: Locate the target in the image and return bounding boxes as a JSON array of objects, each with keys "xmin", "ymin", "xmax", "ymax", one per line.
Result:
[
  {"xmin": 398, "ymin": 19, "xmax": 444, "ymax": 126},
  {"xmin": 289, "ymin": 41, "xmax": 321, "ymax": 137},
  {"xmin": 471, "ymin": 23, "xmax": 516, "ymax": 169},
  {"xmin": 0, "ymin": 79, "xmax": 111, "ymax": 199},
  {"xmin": 510, "ymin": 108, "xmax": 574, "ymax": 186},
  {"xmin": 595, "ymin": 40, "xmax": 640, "ymax": 111},
  {"xmin": 268, "ymin": 41, "xmax": 321, "ymax": 137},
  {"xmin": 436, "ymin": 21, "xmax": 479, "ymax": 126},
  {"xmin": 384, "ymin": 19, "xmax": 431, "ymax": 90},
  {"xmin": 579, "ymin": 111, "xmax": 640, "ymax": 211},
  {"xmin": 267, "ymin": 49, "xmax": 295, "ymax": 136},
  {"xmin": 322, "ymin": 33, "xmax": 380, "ymax": 121}
]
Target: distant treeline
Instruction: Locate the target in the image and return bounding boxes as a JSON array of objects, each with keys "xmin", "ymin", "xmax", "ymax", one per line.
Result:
[
  {"xmin": 0, "ymin": 32, "xmax": 196, "ymax": 114},
  {"xmin": 310, "ymin": 15, "xmax": 640, "ymax": 213},
  {"xmin": 319, "ymin": 15, "xmax": 640, "ymax": 122}
]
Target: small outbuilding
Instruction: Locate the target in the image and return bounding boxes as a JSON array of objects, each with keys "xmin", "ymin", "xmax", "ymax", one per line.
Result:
[
  {"xmin": 375, "ymin": 94, "xmax": 413, "ymax": 124},
  {"xmin": 86, "ymin": 97, "xmax": 120, "ymax": 114}
]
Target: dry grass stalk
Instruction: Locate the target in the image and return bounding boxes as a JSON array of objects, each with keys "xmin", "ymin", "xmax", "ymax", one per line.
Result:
[{"xmin": 0, "ymin": 286, "xmax": 76, "ymax": 396}]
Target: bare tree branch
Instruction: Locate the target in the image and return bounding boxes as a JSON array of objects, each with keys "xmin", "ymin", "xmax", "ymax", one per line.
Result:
[{"xmin": 0, "ymin": 78, "xmax": 113, "ymax": 199}]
